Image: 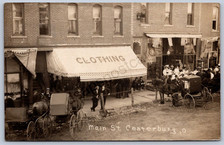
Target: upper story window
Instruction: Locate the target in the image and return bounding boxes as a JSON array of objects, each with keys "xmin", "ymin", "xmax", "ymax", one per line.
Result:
[
  {"xmin": 187, "ymin": 3, "xmax": 194, "ymax": 25},
  {"xmin": 165, "ymin": 3, "xmax": 172, "ymax": 25},
  {"xmin": 114, "ymin": 6, "xmax": 123, "ymax": 35},
  {"xmin": 68, "ymin": 4, "xmax": 78, "ymax": 35},
  {"xmin": 140, "ymin": 3, "xmax": 147, "ymax": 23},
  {"xmin": 212, "ymin": 6, "xmax": 219, "ymax": 31},
  {"xmin": 39, "ymin": 3, "xmax": 50, "ymax": 35},
  {"xmin": 93, "ymin": 4, "xmax": 102, "ymax": 35},
  {"xmin": 12, "ymin": 3, "xmax": 24, "ymax": 36}
]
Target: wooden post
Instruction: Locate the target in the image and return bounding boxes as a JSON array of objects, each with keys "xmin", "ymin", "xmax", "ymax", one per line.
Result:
[
  {"xmin": 155, "ymin": 88, "xmax": 158, "ymax": 101},
  {"xmin": 131, "ymin": 88, "xmax": 134, "ymax": 106},
  {"xmin": 28, "ymin": 73, "xmax": 33, "ymax": 106}
]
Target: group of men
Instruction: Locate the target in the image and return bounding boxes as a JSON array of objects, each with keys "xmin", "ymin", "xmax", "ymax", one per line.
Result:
[
  {"xmin": 131, "ymin": 77, "xmax": 145, "ymax": 91},
  {"xmin": 91, "ymin": 82, "xmax": 110, "ymax": 112}
]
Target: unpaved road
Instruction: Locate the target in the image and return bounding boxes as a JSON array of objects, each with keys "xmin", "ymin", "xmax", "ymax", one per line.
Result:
[{"xmin": 6, "ymin": 94, "xmax": 220, "ymax": 141}]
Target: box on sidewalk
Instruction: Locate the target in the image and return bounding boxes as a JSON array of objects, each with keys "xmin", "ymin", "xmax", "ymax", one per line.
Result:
[
  {"xmin": 5, "ymin": 107, "xmax": 28, "ymax": 122},
  {"xmin": 50, "ymin": 93, "xmax": 69, "ymax": 116}
]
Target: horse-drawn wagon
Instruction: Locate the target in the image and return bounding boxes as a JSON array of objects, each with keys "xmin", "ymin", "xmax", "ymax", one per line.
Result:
[{"xmin": 179, "ymin": 75, "xmax": 213, "ymax": 108}]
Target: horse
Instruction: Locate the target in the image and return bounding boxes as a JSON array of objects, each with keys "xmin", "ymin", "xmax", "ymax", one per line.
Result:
[
  {"xmin": 32, "ymin": 93, "xmax": 49, "ymax": 117},
  {"xmin": 152, "ymin": 76, "xmax": 184, "ymax": 104}
]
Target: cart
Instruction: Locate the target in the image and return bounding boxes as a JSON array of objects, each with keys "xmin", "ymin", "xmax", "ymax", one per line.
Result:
[
  {"xmin": 49, "ymin": 93, "xmax": 87, "ymax": 139},
  {"xmin": 180, "ymin": 75, "xmax": 213, "ymax": 108},
  {"xmin": 5, "ymin": 104, "xmax": 51, "ymax": 141}
]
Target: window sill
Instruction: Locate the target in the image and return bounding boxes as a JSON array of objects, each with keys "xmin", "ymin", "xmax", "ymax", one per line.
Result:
[
  {"xmin": 11, "ymin": 35, "xmax": 27, "ymax": 39},
  {"xmin": 212, "ymin": 30, "xmax": 219, "ymax": 33},
  {"xmin": 92, "ymin": 35, "xmax": 104, "ymax": 38},
  {"xmin": 67, "ymin": 35, "xmax": 80, "ymax": 38},
  {"xmin": 164, "ymin": 25, "xmax": 173, "ymax": 27},
  {"xmin": 140, "ymin": 23, "xmax": 150, "ymax": 27},
  {"xmin": 113, "ymin": 35, "xmax": 124, "ymax": 38},
  {"xmin": 186, "ymin": 25, "xmax": 195, "ymax": 28},
  {"xmin": 38, "ymin": 35, "xmax": 53, "ymax": 38}
]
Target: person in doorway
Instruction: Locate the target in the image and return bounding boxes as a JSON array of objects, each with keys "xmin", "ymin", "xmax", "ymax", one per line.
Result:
[
  {"xmin": 138, "ymin": 77, "xmax": 145, "ymax": 90},
  {"xmin": 91, "ymin": 85, "xmax": 99, "ymax": 112}
]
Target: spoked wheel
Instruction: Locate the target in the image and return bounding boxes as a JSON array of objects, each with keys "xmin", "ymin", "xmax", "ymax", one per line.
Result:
[
  {"xmin": 76, "ymin": 110, "xmax": 85, "ymax": 131},
  {"xmin": 27, "ymin": 121, "xmax": 36, "ymax": 140},
  {"xmin": 69, "ymin": 114, "xmax": 78, "ymax": 139},
  {"xmin": 202, "ymin": 87, "xmax": 214, "ymax": 102},
  {"xmin": 43, "ymin": 115, "xmax": 52, "ymax": 138},
  {"xmin": 184, "ymin": 94, "xmax": 195, "ymax": 109}
]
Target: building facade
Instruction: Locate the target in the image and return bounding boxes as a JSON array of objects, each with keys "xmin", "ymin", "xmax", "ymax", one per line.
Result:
[
  {"xmin": 4, "ymin": 3, "xmax": 133, "ymax": 106},
  {"xmin": 131, "ymin": 3, "xmax": 220, "ymax": 79}
]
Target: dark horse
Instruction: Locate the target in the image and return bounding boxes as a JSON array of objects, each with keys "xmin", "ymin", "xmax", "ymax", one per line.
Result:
[
  {"xmin": 152, "ymin": 76, "xmax": 184, "ymax": 104},
  {"xmin": 32, "ymin": 92, "xmax": 49, "ymax": 117}
]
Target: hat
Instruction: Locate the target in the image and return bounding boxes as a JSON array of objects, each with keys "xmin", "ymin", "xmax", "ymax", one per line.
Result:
[{"xmin": 164, "ymin": 65, "xmax": 169, "ymax": 68}]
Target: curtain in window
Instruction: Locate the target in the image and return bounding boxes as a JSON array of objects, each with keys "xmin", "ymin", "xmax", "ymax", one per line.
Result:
[
  {"xmin": 114, "ymin": 6, "xmax": 122, "ymax": 34},
  {"xmin": 93, "ymin": 5, "xmax": 102, "ymax": 35},
  {"xmin": 68, "ymin": 4, "xmax": 78, "ymax": 35},
  {"xmin": 39, "ymin": 3, "xmax": 50, "ymax": 35},
  {"xmin": 12, "ymin": 3, "xmax": 24, "ymax": 35}
]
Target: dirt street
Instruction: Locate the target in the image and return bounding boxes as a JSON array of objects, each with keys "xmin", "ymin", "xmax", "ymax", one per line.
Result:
[{"xmin": 47, "ymin": 95, "xmax": 220, "ymax": 141}]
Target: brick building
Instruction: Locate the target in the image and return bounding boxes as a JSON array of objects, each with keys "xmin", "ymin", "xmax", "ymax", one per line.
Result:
[
  {"xmin": 4, "ymin": 3, "xmax": 141, "ymax": 106},
  {"xmin": 131, "ymin": 3, "xmax": 220, "ymax": 79}
]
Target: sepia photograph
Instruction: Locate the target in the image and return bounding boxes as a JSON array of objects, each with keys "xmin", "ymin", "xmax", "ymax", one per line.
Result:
[{"xmin": 4, "ymin": 2, "xmax": 220, "ymax": 141}]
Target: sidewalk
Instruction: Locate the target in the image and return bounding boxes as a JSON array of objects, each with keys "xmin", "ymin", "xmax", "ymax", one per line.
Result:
[{"xmin": 82, "ymin": 90, "xmax": 157, "ymax": 117}]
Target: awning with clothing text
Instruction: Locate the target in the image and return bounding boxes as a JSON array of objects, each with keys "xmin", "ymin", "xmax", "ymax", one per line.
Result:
[{"xmin": 46, "ymin": 46, "xmax": 147, "ymax": 82}]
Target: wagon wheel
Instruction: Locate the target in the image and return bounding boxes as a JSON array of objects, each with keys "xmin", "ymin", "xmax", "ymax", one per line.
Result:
[
  {"xmin": 27, "ymin": 121, "xmax": 36, "ymax": 140},
  {"xmin": 69, "ymin": 114, "xmax": 78, "ymax": 139},
  {"xmin": 202, "ymin": 87, "xmax": 214, "ymax": 102},
  {"xmin": 43, "ymin": 115, "xmax": 52, "ymax": 138},
  {"xmin": 184, "ymin": 94, "xmax": 195, "ymax": 109},
  {"xmin": 76, "ymin": 110, "xmax": 85, "ymax": 131}
]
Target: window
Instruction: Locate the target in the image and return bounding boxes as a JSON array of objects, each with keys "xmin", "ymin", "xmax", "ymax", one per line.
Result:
[
  {"xmin": 165, "ymin": 3, "xmax": 172, "ymax": 25},
  {"xmin": 12, "ymin": 3, "xmax": 24, "ymax": 35},
  {"xmin": 114, "ymin": 6, "xmax": 122, "ymax": 35},
  {"xmin": 93, "ymin": 4, "xmax": 102, "ymax": 35},
  {"xmin": 187, "ymin": 3, "xmax": 194, "ymax": 25},
  {"xmin": 140, "ymin": 3, "xmax": 147, "ymax": 23},
  {"xmin": 39, "ymin": 3, "xmax": 50, "ymax": 35},
  {"xmin": 4, "ymin": 58, "xmax": 21, "ymax": 99},
  {"xmin": 133, "ymin": 42, "xmax": 141, "ymax": 54},
  {"xmin": 212, "ymin": 6, "xmax": 219, "ymax": 31},
  {"xmin": 68, "ymin": 4, "xmax": 78, "ymax": 35}
]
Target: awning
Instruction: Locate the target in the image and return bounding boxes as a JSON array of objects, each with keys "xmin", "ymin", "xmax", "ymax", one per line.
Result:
[
  {"xmin": 46, "ymin": 46, "xmax": 147, "ymax": 82},
  {"xmin": 145, "ymin": 33, "xmax": 202, "ymax": 38},
  {"xmin": 4, "ymin": 48, "xmax": 38, "ymax": 77}
]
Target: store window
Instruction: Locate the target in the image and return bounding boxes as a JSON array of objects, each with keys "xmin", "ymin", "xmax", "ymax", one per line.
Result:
[
  {"xmin": 114, "ymin": 6, "xmax": 123, "ymax": 35},
  {"xmin": 39, "ymin": 3, "xmax": 50, "ymax": 35},
  {"xmin": 93, "ymin": 4, "xmax": 102, "ymax": 35},
  {"xmin": 133, "ymin": 42, "xmax": 141, "ymax": 55},
  {"xmin": 165, "ymin": 3, "xmax": 172, "ymax": 25},
  {"xmin": 187, "ymin": 3, "xmax": 194, "ymax": 25},
  {"xmin": 212, "ymin": 6, "xmax": 219, "ymax": 31},
  {"xmin": 4, "ymin": 58, "xmax": 21, "ymax": 99},
  {"xmin": 68, "ymin": 4, "xmax": 78, "ymax": 35},
  {"xmin": 12, "ymin": 3, "xmax": 24, "ymax": 35}
]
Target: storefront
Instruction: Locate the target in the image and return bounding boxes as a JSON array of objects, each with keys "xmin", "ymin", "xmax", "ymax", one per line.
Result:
[
  {"xmin": 4, "ymin": 48, "xmax": 37, "ymax": 106},
  {"xmin": 46, "ymin": 46, "xmax": 147, "ymax": 97},
  {"xmin": 144, "ymin": 33, "xmax": 202, "ymax": 79}
]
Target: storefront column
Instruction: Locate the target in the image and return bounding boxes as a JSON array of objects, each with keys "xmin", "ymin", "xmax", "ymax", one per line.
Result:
[{"xmin": 28, "ymin": 73, "xmax": 33, "ymax": 105}]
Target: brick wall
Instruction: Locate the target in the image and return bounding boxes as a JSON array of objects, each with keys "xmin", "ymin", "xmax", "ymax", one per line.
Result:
[{"xmin": 4, "ymin": 3, "xmax": 132, "ymax": 48}]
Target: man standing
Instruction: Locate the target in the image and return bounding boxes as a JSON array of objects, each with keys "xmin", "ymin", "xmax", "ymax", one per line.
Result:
[
  {"xmin": 91, "ymin": 85, "xmax": 99, "ymax": 112},
  {"xmin": 99, "ymin": 83, "xmax": 110, "ymax": 110}
]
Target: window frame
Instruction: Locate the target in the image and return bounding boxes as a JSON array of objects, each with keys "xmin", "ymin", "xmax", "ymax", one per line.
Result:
[
  {"xmin": 92, "ymin": 4, "xmax": 102, "ymax": 36},
  {"xmin": 212, "ymin": 6, "xmax": 219, "ymax": 31},
  {"xmin": 114, "ymin": 5, "xmax": 123, "ymax": 35},
  {"xmin": 68, "ymin": 3, "xmax": 78, "ymax": 36},
  {"xmin": 39, "ymin": 3, "xmax": 51, "ymax": 36},
  {"xmin": 187, "ymin": 3, "xmax": 194, "ymax": 26},
  {"xmin": 12, "ymin": 3, "xmax": 25, "ymax": 36},
  {"xmin": 164, "ymin": 3, "xmax": 173, "ymax": 25}
]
